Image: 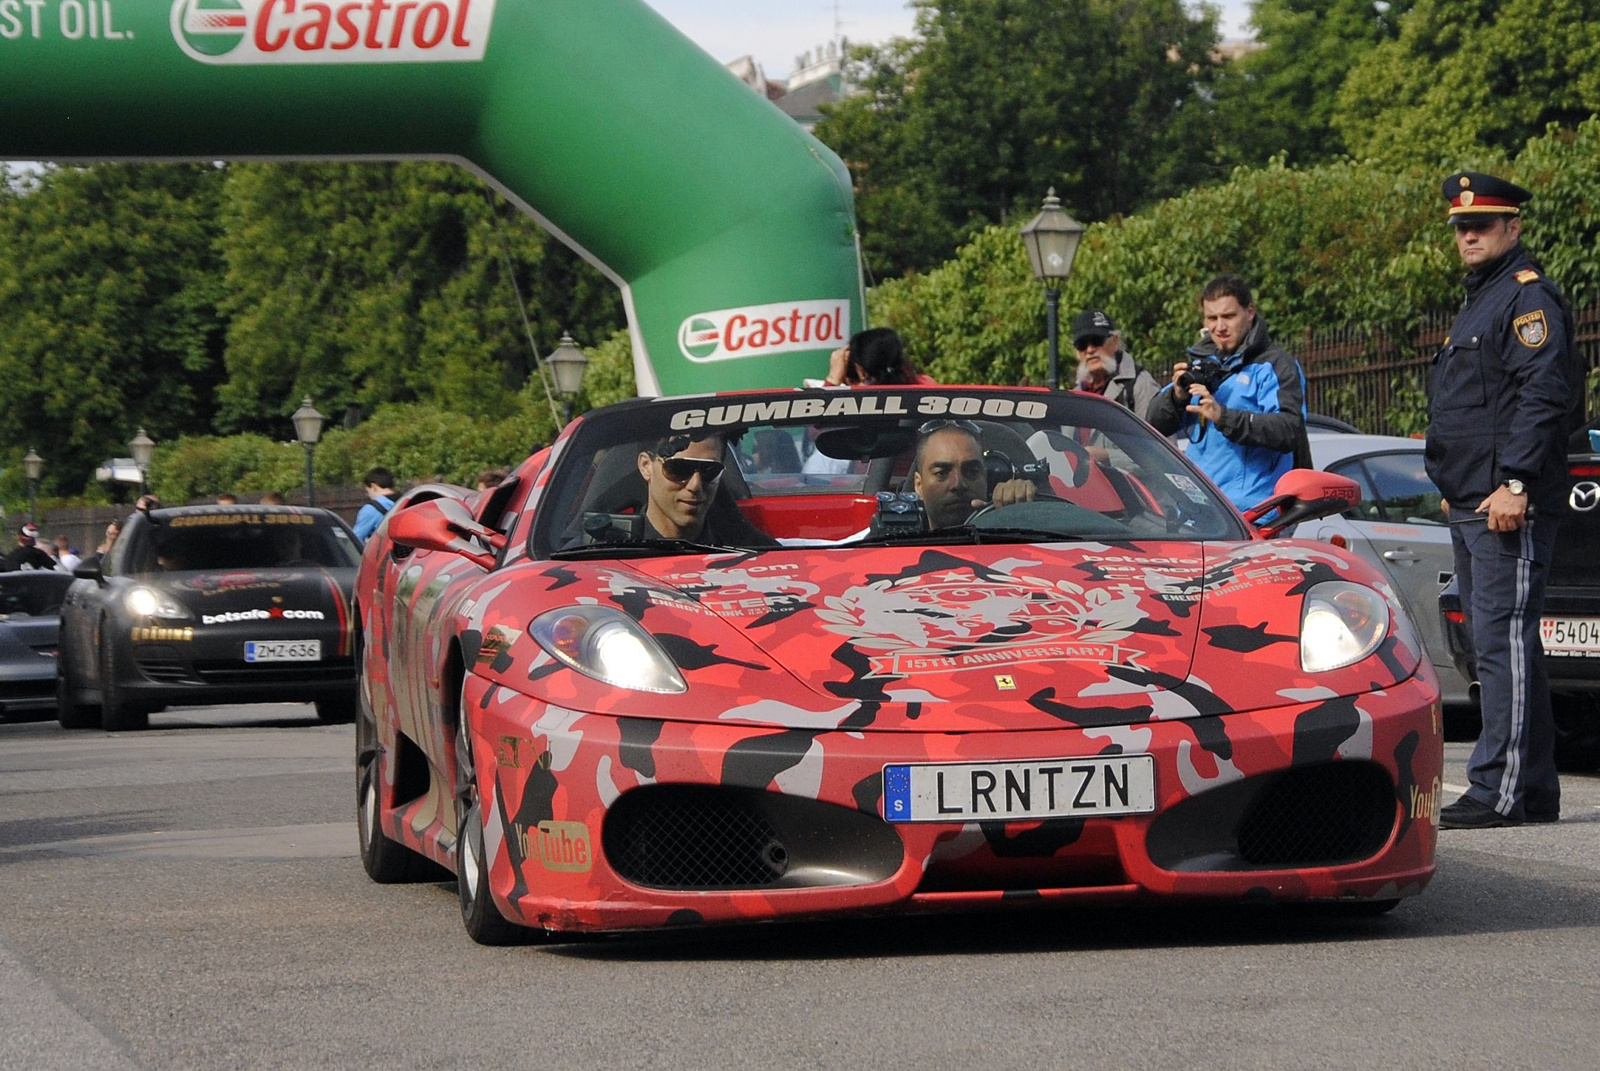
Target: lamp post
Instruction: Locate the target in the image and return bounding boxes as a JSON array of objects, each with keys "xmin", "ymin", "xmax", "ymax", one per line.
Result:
[
  {"xmin": 129, "ymin": 429, "xmax": 155, "ymax": 496},
  {"xmin": 546, "ymin": 332, "xmax": 589, "ymax": 425},
  {"xmin": 291, "ymin": 396, "xmax": 327, "ymax": 507},
  {"xmin": 1018, "ymin": 188, "xmax": 1086, "ymax": 390},
  {"xmin": 22, "ymin": 448, "xmax": 43, "ymax": 524}
]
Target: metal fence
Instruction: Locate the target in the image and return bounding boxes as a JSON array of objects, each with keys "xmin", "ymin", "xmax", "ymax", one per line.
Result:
[{"xmin": 1291, "ymin": 297, "xmax": 1600, "ymax": 437}]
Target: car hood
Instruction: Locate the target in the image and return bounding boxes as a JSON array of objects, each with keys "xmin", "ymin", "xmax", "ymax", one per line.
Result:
[
  {"xmin": 146, "ymin": 567, "xmax": 356, "ymax": 627},
  {"xmin": 491, "ymin": 541, "xmax": 1421, "ymax": 733}
]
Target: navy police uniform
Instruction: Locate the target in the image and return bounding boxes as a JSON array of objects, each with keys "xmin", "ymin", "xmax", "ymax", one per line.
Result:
[{"xmin": 1425, "ymin": 171, "xmax": 1584, "ymax": 827}]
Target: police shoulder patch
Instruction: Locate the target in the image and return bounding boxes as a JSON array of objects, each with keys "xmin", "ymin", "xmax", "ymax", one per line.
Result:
[
  {"xmin": 1515, "ymin": 269, "xmax": 1540, "ymax": 283},
  {"xmin": 1513, "ymin": 309, "xmax": 1549, "ymax": 348}
]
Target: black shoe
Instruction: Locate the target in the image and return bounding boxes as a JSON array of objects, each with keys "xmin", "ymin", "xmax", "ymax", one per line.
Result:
[
  {"xmin": 1525, "ymin": 810, "xmax": 1560, "ymax": 824},
  {"xmin": 1439, "ymin": 796, "xmax": 1521, "ymax": 829}
]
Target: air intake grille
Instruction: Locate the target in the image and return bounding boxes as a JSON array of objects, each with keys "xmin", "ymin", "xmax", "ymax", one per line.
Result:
[
  {"xmin": 1237, "ymin": 762, "xmax": 1394, "ymax": 867},
  {"xmin": 605, "ymin": 786, "xmax": 789, "ymax": 889}
]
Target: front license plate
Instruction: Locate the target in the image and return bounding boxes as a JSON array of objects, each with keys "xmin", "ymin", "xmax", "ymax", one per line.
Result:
[
  {"xmin": 882, "ymin": 755, "xmax": 1156, "ymax": 823},
  {"xmin": 1541, "ymin": 616, "xmax": 1600, "ymax": 656},
  {"xmin": 243, "ymin": 640, "xmax": 321, "ymax": 663}
]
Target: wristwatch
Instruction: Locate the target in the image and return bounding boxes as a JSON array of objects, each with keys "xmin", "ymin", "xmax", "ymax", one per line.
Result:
[{"xmin": 1504, "ymin": 479, "xmax": 1526, "ymax": 496}]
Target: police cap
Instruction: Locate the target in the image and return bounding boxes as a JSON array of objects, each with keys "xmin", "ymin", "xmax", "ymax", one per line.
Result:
[{"xmin": 1443, "ymin": 171, "xmax": 1531, "ymax": 225}]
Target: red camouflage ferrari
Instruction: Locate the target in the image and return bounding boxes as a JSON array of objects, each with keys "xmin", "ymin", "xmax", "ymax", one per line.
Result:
[{"xmin": 355, "ymin": 385, "xmax": 1442, "ymax": 943}]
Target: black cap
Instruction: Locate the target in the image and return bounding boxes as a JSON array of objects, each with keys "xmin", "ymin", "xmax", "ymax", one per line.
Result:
[
  {"xmin": 1071, "ymin": 309, "xmax": 1117, "ymax": 347},
  {"xmin": 1443, "ymin": 171, "xmax": 1531, "ymax": 224}
]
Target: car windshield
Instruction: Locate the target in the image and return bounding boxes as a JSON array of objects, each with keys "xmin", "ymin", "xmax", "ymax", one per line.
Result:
[
  {"xmin": 532, "ymin": 388, "xmax": 1246, "ymax": 558},
  {"xmin": 0, "ymin": 572, "xmax": 73, "ymax": 617},
  {"xmin": 122, "ymin": 512, "xmax": 362, "ymax": 575}
]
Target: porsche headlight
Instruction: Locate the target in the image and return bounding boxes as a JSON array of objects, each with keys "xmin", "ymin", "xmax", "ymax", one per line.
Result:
[
  {"xmin": 1300, "ymin": 581, "xmax": 1388, "ymax": 672},
  {"xmin": 124, "ymin": 586, "xmax": 191, "ymax": 620},
  {"xmin": 530, "ymin": 607, "xmax": 687, "ymax": 694}
]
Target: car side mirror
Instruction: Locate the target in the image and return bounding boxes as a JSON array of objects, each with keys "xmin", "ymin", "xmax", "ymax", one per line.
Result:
[
  {"xmin": 388, "ymin": 497, "xmax": 508, "ymax": 570},
  {"xmin": 1242, "ymin": 469, "xmax": 1362, "ymax": 539},
  {"xmin": 72, "ymin": 562, "xmax": 104, "ymax": 584}
]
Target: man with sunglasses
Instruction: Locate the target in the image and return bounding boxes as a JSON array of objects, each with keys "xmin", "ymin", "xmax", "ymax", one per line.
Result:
[
  {"xmin": 913, "ymin": 421, "xmax": 1036, "ymax": 530},
  {"xmin": 1427, "ymin": 171, "xmax": 1585, "ymax": 829},
  {"xmin": 1072, "ymin": 309, "xmax": 1158, "ymax": 416},
  {"xmin": 636, "ymin": 433, "xmax": 736, "ymax": 542}
]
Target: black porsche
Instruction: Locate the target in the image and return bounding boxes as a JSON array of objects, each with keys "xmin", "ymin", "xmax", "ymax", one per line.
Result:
[{"xmin": 57, "ymin": 505, "xmax": 362, "ymax": 731}]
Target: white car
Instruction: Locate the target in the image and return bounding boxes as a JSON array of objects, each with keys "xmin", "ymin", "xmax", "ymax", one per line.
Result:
[{"xmin": 1302, "ymin": 431, "xmax": 1471, "ymax": 707}]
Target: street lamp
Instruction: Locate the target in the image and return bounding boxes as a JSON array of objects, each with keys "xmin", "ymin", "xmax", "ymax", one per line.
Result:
[
  {"xmin": 1019, "ymin": 187, "xmax": 1086, "ymax": 390},
  {"xmin": 129, "ymin": 429, "xmax": 155, "ymax": 496},
  {"xmin": 22, "ymin": 448, "xmax": 42, "ymax": 524},
  {"xmin": 291, "ymin": 396, "xmax": 327, "ymax": 507},
  {"xmin": 546, "ymin": 332, "xmax": 589, "ymax": 425}
]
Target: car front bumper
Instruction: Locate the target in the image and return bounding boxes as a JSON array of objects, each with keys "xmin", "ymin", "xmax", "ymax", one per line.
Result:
[{"xmin": 390, "ymin": 672, "xmax": 1444, "ymax": 934}]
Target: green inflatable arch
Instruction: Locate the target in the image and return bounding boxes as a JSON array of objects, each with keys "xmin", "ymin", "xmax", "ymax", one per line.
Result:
[{"xmin": 0, "ymin": 0, "xmax": 865, "ymax": 396}]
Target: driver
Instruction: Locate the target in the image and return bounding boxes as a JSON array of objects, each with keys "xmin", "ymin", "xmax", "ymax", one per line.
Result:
[{"xmin": 913, "ymin": 421, "xmax": 1037, "ymax": 529}]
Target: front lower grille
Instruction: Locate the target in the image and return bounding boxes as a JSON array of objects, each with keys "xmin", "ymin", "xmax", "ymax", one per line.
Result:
[
  {"xmin": 607, "ymin": 786, "xmax": 788, "ymax": 888},
  {"xmin": 603, "ymin": 785, "xmax": 904, "ymax": 891},
  {"xmin": 191, "ymin": 659, "xmax": 354, "ymax": 685},
  {"xmin": 134, "ymin": 647, "xmax": 198, "ymax": 684},
  {"xmin": 1146, "ymin": 761, "xmax": 1396, "ymax": 873},
  {"xmin": 1237, "ymin": 762, "xmax": 1395, "ymax": 867}
]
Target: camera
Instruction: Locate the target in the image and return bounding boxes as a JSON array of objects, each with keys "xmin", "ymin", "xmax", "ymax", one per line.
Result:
[{"xmin": 1176, "ymin": 353, "xmax": 1225, "ymax": 395}]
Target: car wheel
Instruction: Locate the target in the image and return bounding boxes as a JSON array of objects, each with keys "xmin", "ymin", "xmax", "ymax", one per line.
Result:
[
  {"xmin": 98, "ymin": 631, "xmax": 147, "ymax": 732},
  {"xmin": 315, "ymin": 694, "xmax": 357, "ymax": 724},
  {"xmin": 455, "ymin": 712, "xmax": 532, "ymax": 945},
  {"xmin": 355, "ymin": 682, "xmax": 446, "ymax": 884},
  {"xmin": 1552, "ymin": 694, "xmax": 1600, "ymax": 773},
  {"xmin": 55, "ymin": 646, "xmax": 98, "ymax": 730}
]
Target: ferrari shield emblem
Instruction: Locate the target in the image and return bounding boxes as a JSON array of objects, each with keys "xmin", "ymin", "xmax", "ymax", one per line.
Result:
[{"xmin": 1513, "ymin": 310, "xmax": 1548, "ymax": 348}]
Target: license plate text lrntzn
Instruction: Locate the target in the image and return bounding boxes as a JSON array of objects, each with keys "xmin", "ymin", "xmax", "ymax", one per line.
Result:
[{"xmin": 882, "ymin": 755, "xmax": 1156, "ymax": 823}]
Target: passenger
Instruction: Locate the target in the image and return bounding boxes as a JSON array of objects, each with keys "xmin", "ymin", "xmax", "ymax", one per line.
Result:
[
  {"xmin": 912, "ymin": 421, "xmax": 1036, "ymax": 529},
  {"xmin": 636, "ymin": 434, "xmax": 731, "ymax": 541}
]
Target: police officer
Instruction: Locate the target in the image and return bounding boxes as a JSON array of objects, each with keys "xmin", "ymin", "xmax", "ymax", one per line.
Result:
[{"xmin": 1427, "ymin": 171, "xmax": 1585, "ymax": 829}]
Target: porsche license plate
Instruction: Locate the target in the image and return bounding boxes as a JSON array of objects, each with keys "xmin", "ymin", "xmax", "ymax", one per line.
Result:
[
  {"xmin": 882, "ymin": 755, "xmax": 1155, "ymax": 823},
  {"xmin": 1541, "ymin": 616, "xmax": 1600, "ymax": 656},
  {"xmin": 244, "ymin": 640, "xmax": 321, "ymax": 663}
]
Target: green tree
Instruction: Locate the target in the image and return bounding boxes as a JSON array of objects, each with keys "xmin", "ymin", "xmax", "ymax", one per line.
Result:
[
  {"xmin": 216, "ymin": 161, "xmax": 623, "ymax": 434},
  {"xmin": 0, "ymin": 164, "xmax": 227, "ymax": 496},
  {"xmin": 1334, "ymin": 0, "xmax": 1600, "ymax": 165},
  {"xmin": 816, "ymin": 0, "xmax": 1222, "ymax": 279},
  {"xmin": 1213, "ymin": 0, "xmax": 1412, "ymax": 167}
]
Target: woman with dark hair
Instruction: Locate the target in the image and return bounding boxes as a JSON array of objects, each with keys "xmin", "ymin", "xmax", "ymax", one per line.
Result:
[
  {"xmin": 820, "ymin": 328, "xmax": 935, "ymax": 387},
  {"xmin": 749, "ymin": 429, "xmax": 802, "ymax": 473}
]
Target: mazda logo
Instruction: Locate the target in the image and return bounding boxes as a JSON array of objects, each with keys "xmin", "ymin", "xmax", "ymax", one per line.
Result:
[{"xmin": 1571, "ymin": 481, "xmax": 1600, "ymax": 512}]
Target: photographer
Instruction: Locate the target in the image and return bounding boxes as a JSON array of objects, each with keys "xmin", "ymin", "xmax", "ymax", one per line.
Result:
[{"xmin": 1144, "ymin": 274, "xmax": 1308, "ymax": 510}]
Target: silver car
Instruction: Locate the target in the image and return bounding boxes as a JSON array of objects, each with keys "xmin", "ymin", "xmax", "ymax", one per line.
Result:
[{"xmin": 1302, "ymin": 431, "xmax": 1471, "ymax": 707}]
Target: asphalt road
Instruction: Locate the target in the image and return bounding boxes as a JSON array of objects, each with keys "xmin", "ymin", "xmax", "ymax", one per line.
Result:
[{"xmin": 2, "ymin": 704, "xmax": 1597, "ymax": 1071}]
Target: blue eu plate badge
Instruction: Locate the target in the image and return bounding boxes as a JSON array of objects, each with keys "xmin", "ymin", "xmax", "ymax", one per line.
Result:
[{"xmin": 883, "ymin": 765, "xmax": 912, "ymax": 822}]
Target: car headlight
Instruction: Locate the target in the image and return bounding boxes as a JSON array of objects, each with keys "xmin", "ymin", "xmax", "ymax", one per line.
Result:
[
  {"xmin": 530, "ymin": 607, "xmax": 687, "ymax": 694},
  {"xmin": 1300, "ymin": 581, "xmax": 1388, "ymax": 672},
  {"xmin": 124, "ymin": 586, "xmax": 192, "ymax": 620}
]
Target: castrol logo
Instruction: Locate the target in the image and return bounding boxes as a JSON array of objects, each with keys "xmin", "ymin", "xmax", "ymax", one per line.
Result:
[
  {"xmin": 677, "ymin": 299, "xmax": 849, "ymax": 364},
  {"xmin": 171, "ymin": 0, "xmax": 496, "ymax": 64}
]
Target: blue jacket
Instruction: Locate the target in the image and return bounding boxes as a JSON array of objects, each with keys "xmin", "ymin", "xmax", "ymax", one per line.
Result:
[
  {"xmin": 1424, "ymin": 246, "xmax": 1583, "ymax": 514},
  {"xmin": 353, "ymin": 495, "xmax": 394, "ymax": 541},
  {"xmin": 1145, "ymin": 317, "xmax": 1308, "ymax": 510}
]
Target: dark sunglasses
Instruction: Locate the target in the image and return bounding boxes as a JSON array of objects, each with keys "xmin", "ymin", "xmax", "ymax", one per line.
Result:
[
  {"xmin": 1453, "ymin": 217, "xmax": 1506, "ymax": 234},
  {"xmin": 657, "ymin": 456, "xmax": 725, "ymax": 484},
  {"xmin": 1074, "ymin": 334, "xmax": 1109, "ymax": 350},
  {"xmin": 917, "ymin": 418, "xmax": 983, "ymax": 438}
]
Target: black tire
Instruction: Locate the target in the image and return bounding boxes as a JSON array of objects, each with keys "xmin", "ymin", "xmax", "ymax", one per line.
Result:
[
  {"xmin": 455, "ymin": 712, "xmax": 532, "ymax": 945},
  {"xmin": 1552, "ymin": 694, "xmax": 1600, "ymax": 773},
  {"xmin": 55, "ymin": 645, "xmax": 98, "ymax": 730},
  {"xmin": 355, "ymin": 672, "xmax": 445, "ymax": 883},
  {"xmin": 316, "ymin": 693, "xmax": 357, "ymax": 724},
  {"xmin": 98, "ymin": 632, "xmax": 147, "ymax": 732}
]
